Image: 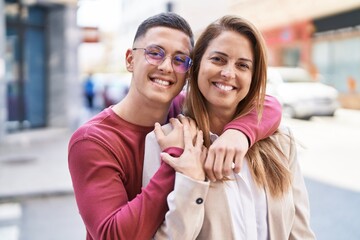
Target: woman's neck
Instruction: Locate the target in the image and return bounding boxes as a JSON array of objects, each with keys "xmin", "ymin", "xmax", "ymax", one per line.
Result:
[{"xmin": 208, "ymin": 109, "xmax": 234, "ymax": 135}]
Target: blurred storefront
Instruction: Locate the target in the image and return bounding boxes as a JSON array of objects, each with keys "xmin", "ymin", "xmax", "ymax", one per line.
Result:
[
  {"xmin": 0, "ymin": 0, "xmax": 80, "ymax": 141},
  {"xmin": 312, "ymin": 8, "xmax": 360, "ymax": 109},
  {"xmin": 228, "ymin": 0, "xmax": 360, "ymax": 109},
  {"xmin": 260, "ymin": 7, "xmax": 360, "ymax": 109},
  {"xmin": 263, "ymin": 8, "xmax": 360, "ymax": 91},
  {"xmin": 262, "ymin": 21, "xmax": 314, "ymax": 69}
]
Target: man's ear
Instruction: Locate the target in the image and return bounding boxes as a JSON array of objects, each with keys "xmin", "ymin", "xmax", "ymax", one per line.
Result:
[{"xmin": 125, "ymin": 49, "xmax": 134, "ymax": 72}]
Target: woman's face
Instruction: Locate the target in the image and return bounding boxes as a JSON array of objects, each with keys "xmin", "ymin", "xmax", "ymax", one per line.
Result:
[{"xmin": 198, "ymin": 30, "xmax": 254, "ymax": 116}]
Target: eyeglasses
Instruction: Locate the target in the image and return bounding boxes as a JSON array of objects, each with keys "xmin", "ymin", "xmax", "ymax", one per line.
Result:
[{"xmin": 132, "ymin": 45, "xmax": 192, "ymax": 73}]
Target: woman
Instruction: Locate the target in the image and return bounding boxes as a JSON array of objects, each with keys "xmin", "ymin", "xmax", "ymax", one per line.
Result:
[{"xmin": 143, "ymin": 15, "xmax": 315, "ymax": 239}]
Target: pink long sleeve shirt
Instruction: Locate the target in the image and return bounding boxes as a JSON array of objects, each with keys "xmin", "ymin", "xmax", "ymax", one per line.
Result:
[{"xmin": 68, "ymin": 94, "xmax": 281, "ymax": 240}]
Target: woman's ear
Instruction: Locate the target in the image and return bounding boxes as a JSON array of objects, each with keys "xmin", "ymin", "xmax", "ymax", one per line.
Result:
[{"xmin": 125, "ymin": 49, "xmax": 134, "ymax": 72}]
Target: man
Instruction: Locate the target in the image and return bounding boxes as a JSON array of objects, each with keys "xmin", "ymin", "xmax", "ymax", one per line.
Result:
[{"xmin": 68, "ymin": 12, "xmax": 281, "ymax": 239}]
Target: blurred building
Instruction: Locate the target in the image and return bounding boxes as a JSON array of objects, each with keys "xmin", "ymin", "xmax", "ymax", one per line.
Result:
[
  {"xmin": 0, "ymin": 0, "xmax": 80, "ymax": 142},
  {"xmin": 229, "ymin": 0, "xmax": 360, "ymax": 97},
  {"xmin": 119, "ymin": 0, "xmax": 360, "ymax": 109}
]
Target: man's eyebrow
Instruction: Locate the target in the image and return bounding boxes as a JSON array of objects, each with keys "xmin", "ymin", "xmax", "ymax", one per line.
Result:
[
  {"xmin": 149, "ymin": 44, "xmax": 190, "ymax": 55},
  {"xmin": 210, "ymin": 51, "xmax": 253, "ymax": 63}
]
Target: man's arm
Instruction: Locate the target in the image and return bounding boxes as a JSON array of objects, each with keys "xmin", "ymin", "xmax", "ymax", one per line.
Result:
[
  {"xmin": 224, "ymin": 94, "xmax": 282, "ymax": 146},
  {"xmin": 204, "ymin": 95, "xmax": 282, "ymax": 181},
  {"xmin": 68, "ymin": 138, "xmax": 175, "ymax": 239}
]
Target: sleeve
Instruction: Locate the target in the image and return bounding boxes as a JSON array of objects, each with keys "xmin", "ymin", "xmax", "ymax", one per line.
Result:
[
  {"xmin": 223, "ymin": 94, "xmax": 282, "ymax": 147},
  {"xmin": 68, "ymin": 138, "xmax": 176, "ymax": 240},
  {"xmin": 285, "ymin": 127, "xmax": 316, "ymax": 240},
  {"xmin": 154, "ymin": 173, "xmax": 210, "ymax": 240},
  {"xmin": 143, "ymin": 132, "xmax": 210, "ymax": 240},
  {"xmin": 143, "ymin": 124, "xmax": 181, "ymax": 187}
]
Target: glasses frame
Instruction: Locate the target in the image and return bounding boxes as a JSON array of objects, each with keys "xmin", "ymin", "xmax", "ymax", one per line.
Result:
[{"xmin": 133, "ymin": 45, "xmax": 192, "ymax": 73}]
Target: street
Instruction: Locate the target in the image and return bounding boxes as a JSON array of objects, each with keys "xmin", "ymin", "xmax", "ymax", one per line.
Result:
[
  {"xmin": 283, "ymin": 109, "xmax": 360, "ymax": 192},
  {"xmin": 0, "ymin": 109, "xmax": 359, "ymax": 239},
  {"xmin": 282, "ymin": 109, "xmax": 360, "ymax": 240}
]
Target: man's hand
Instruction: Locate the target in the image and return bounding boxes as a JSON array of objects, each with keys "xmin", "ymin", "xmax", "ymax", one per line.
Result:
[
  {"xmin": 154, "ymin": 115, "xmax": 198, "ymax": 151},
  {"xmin": 154, "ymin": 118, "xmax": 184, "ymax": 151},
  {"xmin": 177, "ymin": 114, "xmax": 198, "ymax": 144},
  {"xmin": 204, "ymin": 129, "xmax": 249, "ymax": 182}
]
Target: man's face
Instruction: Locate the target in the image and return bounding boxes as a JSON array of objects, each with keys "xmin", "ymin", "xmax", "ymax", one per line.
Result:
[{"xmin": 126, "ymin": 27, "xmax": 192, "ymax": 106}]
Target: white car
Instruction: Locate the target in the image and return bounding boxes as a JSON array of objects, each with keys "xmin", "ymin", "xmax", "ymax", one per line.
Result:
[{"xmin": 266, "ymin": 67, "xmax": 340, "ymax": 119}]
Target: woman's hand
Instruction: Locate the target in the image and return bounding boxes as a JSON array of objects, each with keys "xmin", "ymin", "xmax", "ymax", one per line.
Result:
[
  {"xmin": 204, "ymin": 129, "xmax": 249, "ymax": 182},
  {"xmin": 160, "ymin": 120, "xmax": 206, "ymax": 181}
]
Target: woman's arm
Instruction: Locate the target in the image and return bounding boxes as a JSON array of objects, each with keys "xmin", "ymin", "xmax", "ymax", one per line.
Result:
[
  {"xmin": 154, "ymin": 173, "xmax": 209, "ymax": 240},
  {"xmin": 143, "ymin": 121, "xmax": 209, "ymax": 240}
]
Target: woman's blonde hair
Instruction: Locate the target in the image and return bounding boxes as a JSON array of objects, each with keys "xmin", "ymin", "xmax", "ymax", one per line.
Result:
[{"xmin": 184, "ymin": 15, "xmax": 291, "ymax": 197}]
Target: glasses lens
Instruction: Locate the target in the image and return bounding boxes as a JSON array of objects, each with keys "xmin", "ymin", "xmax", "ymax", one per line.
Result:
[
  {"xmin": 143, "ymin": 45, "xmax": 192, "ymax": 73},
  {"xmin": 173, "ymin": 55, "xmax": 192, "ymax": 73},
  {"xmin": 144, "ymin": 46, "xmax": 165, "ymax": 65}
]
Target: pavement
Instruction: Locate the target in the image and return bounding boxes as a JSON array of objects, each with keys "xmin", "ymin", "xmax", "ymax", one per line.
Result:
[
  {"xmin": 0, "ymin": 106, "xmax": 100, "ymax": 202},
  {"xmin": 0, "ymin": 127, "xmax": 74, "ymax": 202}
]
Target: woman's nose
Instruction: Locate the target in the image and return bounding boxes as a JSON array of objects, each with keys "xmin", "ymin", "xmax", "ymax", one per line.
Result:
[{"xmin": 221, "ymin": 65, "xmax": 236, "ymax": 79}]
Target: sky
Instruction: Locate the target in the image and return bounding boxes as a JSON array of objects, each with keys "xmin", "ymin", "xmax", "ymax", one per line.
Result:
[{"xmin": 77, "ymin": 0, "xmax": 122, "ymax": 31}]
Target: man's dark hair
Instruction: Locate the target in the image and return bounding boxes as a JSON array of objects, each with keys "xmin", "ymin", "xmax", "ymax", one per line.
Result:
[{"xmin": 133, "ymin": 12, "xmax": 194, "ymax": 47}]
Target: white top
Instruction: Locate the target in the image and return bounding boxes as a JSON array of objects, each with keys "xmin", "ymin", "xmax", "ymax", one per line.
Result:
[
  {"xmin": 222, "ymin": 160, "xmax": 268, "ymax": 239},
  {"xmin": 211, "ymin": 133, "xmax": 269, "ymax": 240}
]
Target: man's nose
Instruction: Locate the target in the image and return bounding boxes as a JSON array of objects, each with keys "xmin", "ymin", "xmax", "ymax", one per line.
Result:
[{"xmin": 158, "ymin": 56, "xmax": 174, "ymax": 73}]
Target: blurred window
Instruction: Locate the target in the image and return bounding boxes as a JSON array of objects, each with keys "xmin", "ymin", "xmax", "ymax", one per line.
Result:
[
  {"xmin": 26, "ymin": 6, "xmax": 46, "ymax": 25},
  {"xmin": 282, "ymin": 48, "xmax": 300, "ymax": 67},
  {"xmin": 5, "ymin": 0, "xmax": 47, "ymax": 131},
  {"xmin": 5, "ymin": 2, "xmax": 19, "ymax": 21}
]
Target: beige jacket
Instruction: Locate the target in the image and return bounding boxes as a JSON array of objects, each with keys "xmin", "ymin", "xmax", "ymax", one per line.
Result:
[{"xmin": 143, "ymin": 126, "xmax": 316, "ymax": 240}]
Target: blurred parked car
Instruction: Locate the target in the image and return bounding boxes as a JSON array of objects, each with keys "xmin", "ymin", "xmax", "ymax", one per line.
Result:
[
  {"xmin": 91, "ymin": 73, "xmax": 131, "ymax": 109},
  {"xmin": 266, "ymin": 67, "xmax": 340, "ymax": 119}
]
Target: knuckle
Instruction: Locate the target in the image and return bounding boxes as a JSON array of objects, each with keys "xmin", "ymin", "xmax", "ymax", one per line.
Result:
[
  {"xmin": 235, "ymin": 148, "xmax": 242, "ymax": 154},
  {"xmin": 207, "ymin": 147, "xmax": 215, "ymax": 154},
  {"xmin": 227, "ymin": 148, "xmax": 235, "ymax": 154},
  {"xmin": 210, "ymin": 145, "xmax": 225, "ymax": 153},
  {"xmin": 223, "ymin": 168, "xmax": 231, "ymax": 176},
  {"xmin": 204, "ymin": 163, "xmax": 212, "ymax": 172},
  {"xmin": 213, "ymin": 167, "xmax": 222, "ymax": 176}
]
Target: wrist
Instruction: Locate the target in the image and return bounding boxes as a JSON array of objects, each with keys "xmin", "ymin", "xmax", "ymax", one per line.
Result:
[{"xmin": 188, "ymin": 172, "xmax": 206, "ymax": 182}]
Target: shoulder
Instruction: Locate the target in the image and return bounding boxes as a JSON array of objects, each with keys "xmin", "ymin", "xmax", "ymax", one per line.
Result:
[
  {"xmin": 271, "ymin": 125, "xmax": 294, "ymax": 142},
  {"xmin": 270, "ymin": 125, "xmax": 296, "ymax": 161},
  {"xmin": 168, "ymin": 92, "xmax": 186, "ymax": 119},
  {"xmin": 69, "ymin": 109, "xmax": 120, "ymax": 150}
]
